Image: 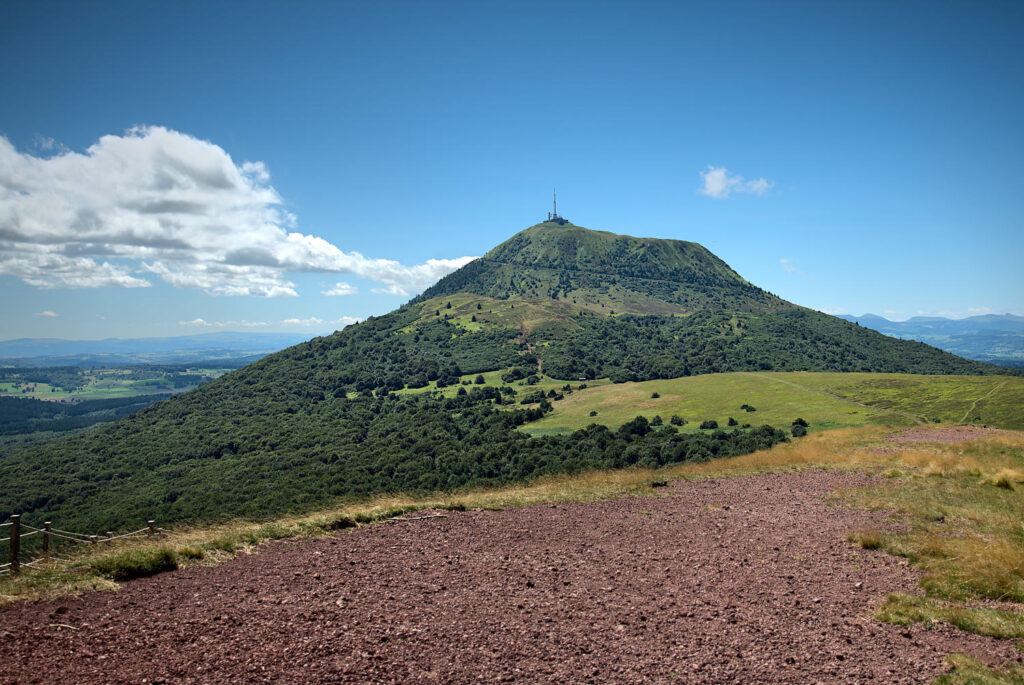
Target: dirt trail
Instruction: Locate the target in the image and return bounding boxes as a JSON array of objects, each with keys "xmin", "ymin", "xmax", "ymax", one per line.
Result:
[
  {"xmin": 1, "ymin": 471, "xmax": 1018, "ymax": 684},
  {"xmin": 959, "ymin": 380, "xmax": 1007, "ymax": 424}
]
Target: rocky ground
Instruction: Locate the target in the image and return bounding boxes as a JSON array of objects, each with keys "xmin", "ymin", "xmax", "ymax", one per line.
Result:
[{"xmin": 1, "ymin": 470, "xmax": 1018, "ymax": 684}]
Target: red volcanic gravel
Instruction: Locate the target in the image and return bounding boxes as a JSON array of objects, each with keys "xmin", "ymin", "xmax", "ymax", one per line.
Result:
[{"xmin": 1, "ymin": 470, "xmax": 1018, "ymax": 684}]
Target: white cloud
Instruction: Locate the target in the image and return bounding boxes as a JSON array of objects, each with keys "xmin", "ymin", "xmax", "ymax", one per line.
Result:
[
  {"xmin": 33, "ymin": 310, "xmax": 58, "ymax": 317},
  {"xmin": 178, "ymin": 318, "xmax": 269, "ymax": 328},
  {"xmin": 178, "ymin": 315, "xmax": 360, "ymax": 329},
  {"xmin": 779, "ymin": 258, "xmax": 804, "ymax": 276},
  {"xmin": 321, "ymin": 281, "xmax": 358, "ymax": 296},
  {"xmin": 698, "ymin": 166, "xmax": 774, "ymax": 199},
  {"xmin": 0, "ymin": 127, "xmax": 476, "ymax": 297},
  {"xmin": 281, "ymin": 316, "xmax": 361, "ymax": 328},
  {"xmin": 967, "ymin": 307, "xmax": 994, "ymax": 316},
  {"xmin": 818, "ymin": 306, "xmax": 848, "ymax": 315}
]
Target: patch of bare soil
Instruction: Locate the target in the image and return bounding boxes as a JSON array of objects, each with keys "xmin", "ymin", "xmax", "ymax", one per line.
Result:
[
  {"xmin": 887, "ymin": 425, "xmax": 1012, "ymax": 444},
  {"xmin": 1, "ymin": 471, "xmax": 1019, "ymax": 683}
]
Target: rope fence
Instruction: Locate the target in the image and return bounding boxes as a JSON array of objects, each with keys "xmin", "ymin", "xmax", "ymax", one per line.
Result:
[{"xmin": 2, "ymin": 515, "xmax": 162, "ymax": 576}]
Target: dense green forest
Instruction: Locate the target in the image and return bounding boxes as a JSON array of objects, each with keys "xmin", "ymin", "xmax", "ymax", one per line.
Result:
[
  {"xmin": 0, "ymin": 395, "xmax": 169, "ymax": 437},
  {"xmin": 0, "ymin": 386, "xmax": 788, "ymax": 532},
  {"xmin": 0, "ymin": 221, "xmax": 1016, "ymax": 534}
]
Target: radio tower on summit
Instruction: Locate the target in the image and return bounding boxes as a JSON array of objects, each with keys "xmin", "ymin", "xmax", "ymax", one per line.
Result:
[{"xmin": 546, "ymin": 189, "xmax": 568, "ymax": 225}]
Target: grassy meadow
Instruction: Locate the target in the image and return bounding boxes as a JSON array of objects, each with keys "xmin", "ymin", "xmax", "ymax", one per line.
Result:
[{"xmin": 396, "ymin": 369, "xmax": 1024, "ymax": 435}]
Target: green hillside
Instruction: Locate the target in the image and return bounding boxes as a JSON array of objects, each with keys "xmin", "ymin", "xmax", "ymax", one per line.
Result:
[{"xmin": 1, "ymin": 220, "xmax": 1018, "ymax": 533}]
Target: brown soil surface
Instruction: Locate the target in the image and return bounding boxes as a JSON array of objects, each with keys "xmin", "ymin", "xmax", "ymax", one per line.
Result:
[
  {"xmin": 887, "ymin": 425, "xmax": 1013, "ymax": 444},
  {"xmin": 1, "ymin": 471, "xmax": 1018, "ymax": 684}
]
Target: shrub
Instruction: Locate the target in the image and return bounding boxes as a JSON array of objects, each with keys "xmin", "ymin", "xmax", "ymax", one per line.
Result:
[
  {"xmin": 699, "ymin": 420, "xmax": 718, "ymax": 430},
  {"xmin": 727, "ymin": 417, "xmax": 738, "ymax": 426},
  {"xmin": 793, "ymin": 417, "xmax": 809, "ymax": 427},
  {"xmin": 670, "ymin": 415, "xmax": 684, "ymax": 426},
  {"xmin": 474, "ymin": 374, "xmax": 485, "ymax": 384},
  {"xmin": 589, "ymin": 410, "xmax": 598, "ymax": 417},
  {"xmin": 651, "ymin": 392, "xmax": 660, "ymax": 399},
  {"xmin": 651, "ymin": 415, "xmax": 663, "ymax": 426},
  {"xmin": 791, "ymin": 424, "xmax": 807, "ymax": 437}
]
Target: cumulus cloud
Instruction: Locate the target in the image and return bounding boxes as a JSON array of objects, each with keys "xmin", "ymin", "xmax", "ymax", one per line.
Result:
[
  {"xmin": 321, "ymin": 281, "xmax": 358, "ymax": 296},
  {"xmin": 33, "ymin": 310, "xmax": 58, "ymax": 317},
  {"xmin": 0, "ymin": 127, "xmax": 476, "ymax": 297},
  {"xmin": 698, "ymin": 166, "xmax": 774, "ymax": 199}
]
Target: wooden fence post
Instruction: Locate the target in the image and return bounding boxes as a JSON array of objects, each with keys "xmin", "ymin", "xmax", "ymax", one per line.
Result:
[
  {"xmin": 9, "ymin": 515, "xmax": 20, "ymax": 576},
  {"xmin": 148, "ymin": 521, "xmax": 156, "ymax": 537},
  {"xmin": 43, "ymin": 522, "xmax": 51, "ymax": 559}
]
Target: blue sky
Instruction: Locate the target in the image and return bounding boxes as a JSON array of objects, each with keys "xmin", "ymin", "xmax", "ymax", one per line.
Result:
[{"xmin": 1, "ymin": 0, "xmax": 1022, "ymax": 339}]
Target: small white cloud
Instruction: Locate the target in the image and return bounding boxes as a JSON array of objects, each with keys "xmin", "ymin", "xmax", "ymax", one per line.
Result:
[
  {"xmin": 779, "ymin": 258, "xmax": 805, "ymax": 276},
  {"xmin": 96, "ymin": 314, "xmax": 106, "ymax": 320},
  {"xmin": 33, "ymin": 310, "xmax": 58, "ymax": 317},
  {"xmin": 179, "ymin": 316, "xmax": 360, "ymax": 329},
  {"xmin": 883, "ymin": 309, "xmax": 903, "ymax": 316},
  {"xmin": 371, "ymin": 284, "xmax": 410, "ymax": 296},
  {"xmin": 281, "ymin": 316, "xmax": 361, "ymax": 328},
  {"xmin": 321, "ymin": 281, "xmax": 358, "ymax": 296},
  {"xmin": 967, "ymin": 307, "xmax": 994, "ymax": 316},
  {"xmin": 177, "ymin": 318, "xmax": 268, "ymax": 328},
  {"xmin": 698, "ymin": 166, "xmax": 774, "ymax": 199},
  {"xmin": 818, "ymin": 306, "xmax": 848, "ymax": 315}
]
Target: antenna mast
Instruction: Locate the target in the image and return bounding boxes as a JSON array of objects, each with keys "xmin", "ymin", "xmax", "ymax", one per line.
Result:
[{"xmin": 553, "ymin": 189, "xmax": 557, "ymax": 218}]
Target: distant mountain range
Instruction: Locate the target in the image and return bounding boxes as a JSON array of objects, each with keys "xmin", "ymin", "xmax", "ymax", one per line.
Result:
[
  {"xmin": 837, "ymin": 314, "xmax": 1024, "ymax": 367},
  {"xmin": 0, "ymin": 332, "xmax": 312, "ymax": 367}
]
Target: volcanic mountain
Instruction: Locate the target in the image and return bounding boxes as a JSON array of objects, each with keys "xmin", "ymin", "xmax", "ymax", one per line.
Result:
[{"xmin": 0, "ymin": 221, "xmax": 1012, "ymax": 531}]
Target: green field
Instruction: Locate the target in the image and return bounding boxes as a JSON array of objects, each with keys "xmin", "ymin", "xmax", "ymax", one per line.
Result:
[
  {"xmin": 0, "ymin": 368, "xmax": 232, "ymax": 401},
  {"xmin": 518, "ymin": 372, "xmax": 1024, "ymax": 435},
  {"xmin": 391, "ymin": 369, "xmax": 1024, "ymax": 436}
]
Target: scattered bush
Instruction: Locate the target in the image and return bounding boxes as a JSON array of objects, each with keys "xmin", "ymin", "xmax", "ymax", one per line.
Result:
[
  {"xmin": 792, "ymin": 418, "xmax": 809, "ymax": 427},
  {"xmin": 791, "ymin": 424, "xmax": 807, "ymax": 437},
  {"xmin": 727, "ymin": 417, "xmax": 738, "ymax": 426},
  {"xmin": 589, "ymin": 410, "xmax": 598, "ymax": 417},
  {"xmin": 670, "ymin": 415, "xmax": 685, "ymax": 426},
  {"xmin": 651, "ymin": 392, "xmax": 660, "ymax": 399},
  {"xmin": 651, "ymin": 415, "xmax": 663, "ymax": 426},
  {"xmin": 699, "ymin": 420, "xmax": 718, "ymax": 430},
  {"xmin": 474, "ymin": 374, "xmax": 485, "ymax": 384}
]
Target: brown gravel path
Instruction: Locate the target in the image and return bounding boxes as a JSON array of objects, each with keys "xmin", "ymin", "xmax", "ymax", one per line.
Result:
[{"xmin": 1, "ymin": 471, "xmax": 1018, "ymax": 684}]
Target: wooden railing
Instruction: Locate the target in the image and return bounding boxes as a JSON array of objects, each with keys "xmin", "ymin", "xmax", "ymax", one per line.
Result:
[{"xmin": 1, "ymin": 514, "xmax": 161, "ymax": 576}]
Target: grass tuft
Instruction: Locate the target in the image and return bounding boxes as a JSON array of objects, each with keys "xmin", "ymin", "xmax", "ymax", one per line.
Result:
[
  {"xmin": 848, "ymin": 529, "xmax": 884, "ymax": 550},
  {"xmin": 87, "ymin": 546, "xmax": 178, "ymax": 581},
  {"xmin": 878, "ymin": 593, "xmax": 1024, "ymax": 640},
  {"xmin": 935, "ymin": 653, "xmax": 1024, "ymax": 684}
]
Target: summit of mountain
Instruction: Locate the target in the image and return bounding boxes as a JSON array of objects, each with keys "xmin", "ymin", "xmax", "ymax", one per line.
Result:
[{"xmin": 414, "ymin": 221, "xmax": 785, "ymax": 315}]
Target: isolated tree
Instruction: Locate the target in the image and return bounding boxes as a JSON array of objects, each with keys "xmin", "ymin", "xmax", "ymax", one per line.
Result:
[{"xmin": 474, "ymin": 374, "xmax": 485, "ymax": 384}]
